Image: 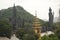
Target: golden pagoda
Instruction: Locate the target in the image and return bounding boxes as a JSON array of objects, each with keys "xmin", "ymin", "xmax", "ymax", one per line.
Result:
[{"xmin": 33, "ymin": 11, "xmax": 41, "ymax": 40}]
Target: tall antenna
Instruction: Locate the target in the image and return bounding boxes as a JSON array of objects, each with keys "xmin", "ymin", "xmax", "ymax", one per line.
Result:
[{"xmin": 35, "ymin": 10, "xmax": 37, "ymax": 17}]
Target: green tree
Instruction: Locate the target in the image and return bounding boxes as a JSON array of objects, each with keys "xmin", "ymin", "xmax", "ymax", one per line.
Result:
[
  {"xmin": 49, "ymin": 34, "xmax": 58, "ymax": 40},
  {"xmin": 24, "ymin": 29, "xmax": 38, "ymax": 40},
  {"xmin": 0, "ymin": 20, "xmax": 12, "ymax": 39},
  {"xmin": 15, "ymin": 28, "xmax": 26, "ymax": 40},
  {"xmin": 55, "ymin": 22, "xmax": 60, "ymax": 40},
  {"xmin": 22, "ymin": 34, "xmax": 36, "ymax": 40},
  {"xmin": 42, "ymin": 34, "xmax": 58, "ymax": 40},
  {"xmin": 41, "ymin": 35, "xmax": 48, "ymax": 40}
]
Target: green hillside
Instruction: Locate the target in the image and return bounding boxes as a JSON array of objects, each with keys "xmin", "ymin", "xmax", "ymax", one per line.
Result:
[{"xmin": 0, "ymin": 6, "xmax": 45, "ymax": 29}]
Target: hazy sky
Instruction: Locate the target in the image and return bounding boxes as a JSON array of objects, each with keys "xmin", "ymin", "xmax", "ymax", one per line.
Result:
[{"xmin": 0, "ymin": 0, "xmax": 60, "ymax": 20}]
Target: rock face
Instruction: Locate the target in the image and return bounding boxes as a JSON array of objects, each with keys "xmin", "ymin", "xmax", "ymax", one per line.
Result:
[
  {"xmin": 0, "ymin": 37, "xmax": 9, "ymax": 40},
  {"xmin": 0, "ymin": 34, "xmax": 19, "ymax": 40}
]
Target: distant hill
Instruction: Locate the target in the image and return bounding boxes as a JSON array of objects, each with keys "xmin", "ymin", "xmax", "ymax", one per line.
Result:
[
  {"xmin": 54, "ymin": 17, "xmax": 59, "ymax": 22},
  {"xmin": 0, "ymin": 6, "xmax": 45, "ymax": 30}
]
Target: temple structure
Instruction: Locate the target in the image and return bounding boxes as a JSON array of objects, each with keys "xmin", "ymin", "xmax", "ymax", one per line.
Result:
[{"xmin": 33, "ymin": 11, "xmax": 41, "ymax": 40}]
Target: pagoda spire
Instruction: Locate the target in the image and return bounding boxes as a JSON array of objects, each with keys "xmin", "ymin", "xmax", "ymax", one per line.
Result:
[{"xmin": 35, "ymin": 10, "xmax": 37, "ymax": 17}]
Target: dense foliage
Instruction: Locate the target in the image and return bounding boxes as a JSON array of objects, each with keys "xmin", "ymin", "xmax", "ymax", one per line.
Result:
[
  {"xmin": 0, "ymin": 20, "xmax": 12, "ymax": 39},
  {"xmin": 16, "ymin": 28, "xmax": 26, "ymax": 39},
  {"xmin": 55, "ymin": 22, "xmax": 60, "ymax": 40},
  {"xmin": 15, "ymin": 28, "xmax": 38, "ymax": 40},
  {"xmin": 16, "ymin": 28, "xmax": 59, "ymax": 40},
  {"xmin": 42, "ymin": 34, "xmax": 58, "ymax": 40}
]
